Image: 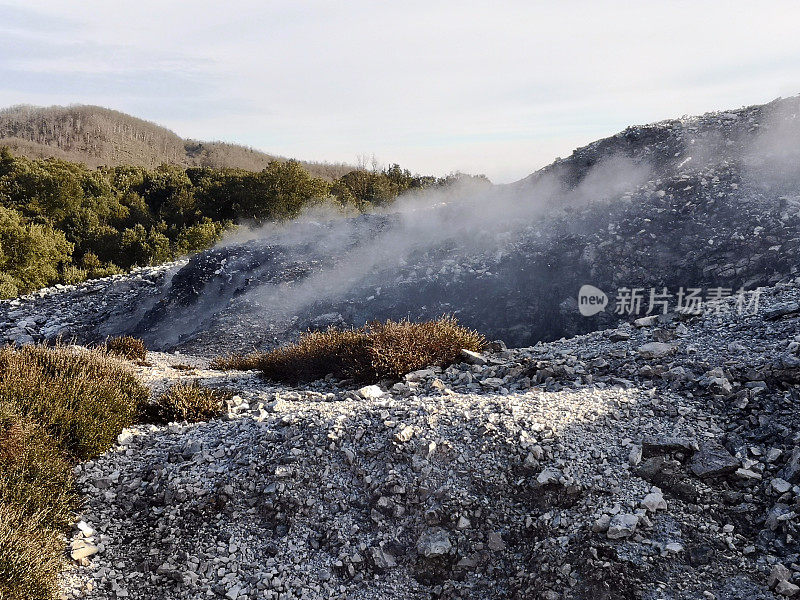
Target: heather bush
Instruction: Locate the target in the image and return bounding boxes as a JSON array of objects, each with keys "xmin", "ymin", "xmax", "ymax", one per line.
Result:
[
  {"xmin": 105, "ymin": 335, "xmax": 147, "ymax": 361},
  {"xmin": 142, "ymin": 381, "xmax": 229, "ymax": 423},
  {"xmin": 0, "ymin": 343, "xmax": 150, "ymax": 600},
  {"xmin": 0, "ymin": 504, "xmax": 64, "ymax": 600},
  {"xmin": 0, "ymin": 344, "xmax": 148, "ymax": 459},
  {"xmin": 0, "ymin": 405, "xmax": 77, "ymax": 528},
  {"xmin": 215, "ymin": 316, "xmax": 485, "ymax": 384}
]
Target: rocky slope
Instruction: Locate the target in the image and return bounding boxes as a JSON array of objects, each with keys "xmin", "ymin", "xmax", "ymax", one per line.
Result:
[{"xmin": 59, "ymin": 277, "xmax": 799, "ymax": 599}]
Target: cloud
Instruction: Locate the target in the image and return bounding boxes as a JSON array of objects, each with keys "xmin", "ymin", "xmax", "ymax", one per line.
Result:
[{"xmin": 2, "ymin": 0, "xmax": 800, "ymax": 181}]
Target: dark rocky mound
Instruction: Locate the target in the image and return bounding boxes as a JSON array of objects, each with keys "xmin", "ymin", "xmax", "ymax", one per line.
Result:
[{"xmin": 126, "ymin": 97, "xmax": 800, "ymax": 355}]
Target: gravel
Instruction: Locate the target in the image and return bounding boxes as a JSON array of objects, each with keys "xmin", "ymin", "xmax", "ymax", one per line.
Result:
[{"xmin": 55, "ymin": 276, "xmax": 800, "ymax": 599}]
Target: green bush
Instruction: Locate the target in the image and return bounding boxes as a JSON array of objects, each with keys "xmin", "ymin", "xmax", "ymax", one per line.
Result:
[
  {"xmin": 215, "ymin": 316, "xmax": 486, "ymax": 384},
  {"xmin": 0, "ymin": 272, "xmax": 18, "ymax": 299},
  {"xmin": 0, "ymin": 205, "xmax": 72, "ymax": 295},
  {"xmin": 0, "ymin": 344, "xmax": 149, "ymax": 460}
]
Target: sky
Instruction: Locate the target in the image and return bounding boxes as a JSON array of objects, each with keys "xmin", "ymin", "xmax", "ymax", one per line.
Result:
[{"xmin": 1, "ymin": 1, "xmax": 800, "ymax": 183}]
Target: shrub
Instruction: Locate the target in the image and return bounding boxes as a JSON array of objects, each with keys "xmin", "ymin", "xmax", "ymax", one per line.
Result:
[
  {"xmin": 367, "ymin": 316, "xmax": 486, "ymax": 379},
  {"xmin": 242, "ymin": 327, "xmax": 370, "ymax": 383},
  {"xmin": 142, "ymin": 381, "xmax": 229, "ymax": 423},
  {"xmin": 0, "ymin": 205, "xmax": 72, "ymax": 295},
  {"xmin": 0, "ymin": 344, "xmax": 149, "ymax": 600},
  {"xmin": 105, "ymin": 335, "xmax": 147, "ymax": 361},
  {"xmin": 0, "ymin": 344, "xmax": 149, "ymax": 460},
  {"xmin": 60, "ymin": 264, "xmax": 88, "ymax": 285},
  {"xmin": 215, "ymin": 316, "xmax": 485, "ymax": 384},
  {"xmin": 0, "ymin": 272, "xmax": 19, "ymax": 299},
  {"xmin": 0, "ymin": 405, "xmax": 77, "ymax": 528},
  {"xmin": 0, "ymin": 504, "xmax": 64, "ymax": 600}
]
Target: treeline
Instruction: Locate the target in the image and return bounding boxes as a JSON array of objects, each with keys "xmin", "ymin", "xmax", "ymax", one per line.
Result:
[{"xmin": 0, "ymin": 148, "xmax": 489, "ymax": 298}]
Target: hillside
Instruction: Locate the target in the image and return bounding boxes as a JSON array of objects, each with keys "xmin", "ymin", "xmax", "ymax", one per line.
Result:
[
  {"xmin": 36, "ymin": 96, "xmax": 795, "ymax": 355},
  {"xmin": 0, "ymin": 104, "xmax": 354, "ymax": 179}
]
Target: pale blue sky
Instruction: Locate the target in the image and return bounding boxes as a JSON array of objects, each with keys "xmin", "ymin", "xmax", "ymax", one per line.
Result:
[{"xmin": 2, "ymin": 1, "xmax": 799, "ymax": 182}]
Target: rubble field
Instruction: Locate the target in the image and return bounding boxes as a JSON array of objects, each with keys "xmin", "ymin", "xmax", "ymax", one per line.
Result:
[{"xmin": 57, "ymin": 279, "xmax": 800, "ymax": 599}]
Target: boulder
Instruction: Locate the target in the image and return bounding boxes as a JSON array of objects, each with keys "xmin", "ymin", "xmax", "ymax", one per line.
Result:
[{"xmin": 607, "ymin": 513, "xmax": 639, "ymax": 540}]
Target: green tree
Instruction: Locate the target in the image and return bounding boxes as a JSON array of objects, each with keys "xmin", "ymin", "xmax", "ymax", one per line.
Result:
[{"xmin": 0, "ymin": 206, "xmax": 72, "ymax": 297}]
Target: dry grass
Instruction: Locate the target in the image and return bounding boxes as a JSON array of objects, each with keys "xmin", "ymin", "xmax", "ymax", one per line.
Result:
[
  {"xmin": 142, "ymin": 381, "xmax": 230, "ymax": 424},
  {"xmin": 0, "ymin": 343, "xmax": 150, "ymax": 600},
  {"xmin": 214, "ymin": 316, "xmax": 485, "ymax": 384},
  {"xmin": 104, "ymin": 335, "xmax": 147, "ymax": 361}
]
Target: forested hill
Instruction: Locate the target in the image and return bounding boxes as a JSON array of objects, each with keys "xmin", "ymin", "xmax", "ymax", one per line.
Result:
[
  {"xmin": 0, "ymin": 104, "xmax": 353, "ymax": 179},
  {"xmin": 0, "ymin": 147, "xmax": 488, "ymax": 299}
]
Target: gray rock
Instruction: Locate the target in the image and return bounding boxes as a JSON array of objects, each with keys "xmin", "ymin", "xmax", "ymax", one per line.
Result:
[
  {"xmin": 771, "ymin": 478, "xmax": 792, "ymax": 494},
  {"xmin": 416, "ymin": 528, "xmax": 452, "ymax": 558},
  {"xmin": 765, "ymin": 302, "xmax": 800, "ymax": 320},
  {"xmin": 607, "ymin": 513, "xmax": 638, "ymax": 539},
  {"xmin": 690, "ymin": 442, "xmax": 739, "ymax": 478},
  {"xmin": 370, "ymin": 547, "xmax": 397, "ymax": 570},
  {"xmin": 637, "ymin": 342, "xmax": 677, "ymax": 358},
  {"xmin": 460, "ymin": 349, "xmax": 487, "ymax": 365},
  {"xmin": 776, "ymin": 580, "xmax": 800, "ymax": 597},
  {"xmin": 641, "ymin": 489, "xmax": 667, "ymax": 512},
  {"xmin": 536, "ymin": 467, "xmax": 561, "ymax": 486},
  {"xmin": 769, "ymin": 564, "xmax": 793, "ymax": 588},
  {"xmin": 643, "ymin": 435, "xmax": 698, "ymax": 455},
  {"xmin": 609, "ymin": 329, "xmax": 631, "ymax": 341},
  {"xmin": 780, "ymin": 447, "xmax": 800, "ymax": 483}
]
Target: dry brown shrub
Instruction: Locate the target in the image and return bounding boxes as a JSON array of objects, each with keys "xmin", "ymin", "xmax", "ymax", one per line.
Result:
[
  {"xmin": 104, "ymin": 335, "xmax": 147, "ymax": 361},
  {"xmin": 214, "ymin": 316, "xmax": 485, "ymax": 384},
  {"xmin": 0, "ymin": 406, "xmax": 77, "ymax": 529},
  {"xmin": 0, "ymin": 503, "xmax": 64, "ymax": 600},
  {"xmin": 0, "ymin": 343, "xmax": 148, "ymax": 600},
  {"xmin": 367, "ymin": 316, "xmax": 486, "ymax": 379},
  {"xmin": 211, "ymin": 353, "xmax": 265, "ymax": 371},
  {"xmin": 142, "ymin": 381, "xmax": 230, "ymax": 423}
]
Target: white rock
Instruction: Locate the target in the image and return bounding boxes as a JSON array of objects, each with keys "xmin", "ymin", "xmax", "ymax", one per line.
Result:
[
  {"xmin": 71, "ymin": 543, "xmax": 99, "ymax": 560},
  {"xmin": 641, "ymin": 490, "xmax": 667, "ymax": 512},
  {"xmin": 460, "ymin": 349, "xmax": 487, "ymax": 365},
  {"xmin": 357, "ymin": 385, "xmax": 385, "ymax": 400},
  {"xmin": 394, "ymin": 426, "xmax": 415, "ymax": 443},
  {"xmin": 76, "ymin": 521, "xmax": 95, "ymax": 537}
]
